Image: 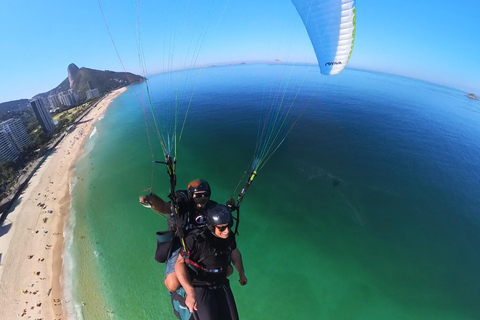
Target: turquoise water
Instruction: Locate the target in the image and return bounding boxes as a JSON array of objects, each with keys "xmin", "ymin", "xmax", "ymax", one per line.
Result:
[{"xmin": 70, "ymin": 65, "xmax": 480, "ymax": 319}]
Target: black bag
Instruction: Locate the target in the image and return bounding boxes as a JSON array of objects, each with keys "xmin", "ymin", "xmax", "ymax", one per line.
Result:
[{"xmin": 155, "ymin": 230, "xmax": 175, "ymax": 263}]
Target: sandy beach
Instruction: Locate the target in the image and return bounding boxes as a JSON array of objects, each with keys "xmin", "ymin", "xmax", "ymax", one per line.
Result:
[{"xmin": 0, "ymin": 87, "xmax": 126, "ymax": 320}]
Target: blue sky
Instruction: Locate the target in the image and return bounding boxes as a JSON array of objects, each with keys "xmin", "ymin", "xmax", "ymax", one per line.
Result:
[{"xmin": 0, "ymin": 0, "xmax": 479, "ymax": 103}]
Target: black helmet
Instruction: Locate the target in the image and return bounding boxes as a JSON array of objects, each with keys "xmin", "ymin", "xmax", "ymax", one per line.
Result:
[
  {"xmin": 187, "ymin": 179, "xmax": 211, "ymax": 199},
  {"xmin": 206, "ymin": 204, "xmax": 232, "ymax": 232}
]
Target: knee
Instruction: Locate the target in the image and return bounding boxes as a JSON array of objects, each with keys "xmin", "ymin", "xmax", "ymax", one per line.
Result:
[{"xmin": 165, "ymin": 273, "xmax": 181, "ymax": 292}]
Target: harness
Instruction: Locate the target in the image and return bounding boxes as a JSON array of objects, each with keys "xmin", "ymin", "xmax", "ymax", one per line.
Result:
[
  {"xmin": 156, "ymin": 155, "xmax": 236, "ymax": 275},
  {"xmin": 182, "ymin": 230, "xmax": 232, "ymax": 275},
  {"xmin": 155, "ymin": 154, "xmax": 188, "ymax": 252}
]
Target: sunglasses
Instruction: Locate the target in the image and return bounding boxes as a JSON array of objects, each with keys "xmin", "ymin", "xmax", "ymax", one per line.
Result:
[
  {"xmin": 216, "ymin": 221, "xmax": 233, "ymax": 232},
  {"xmin": 193, "ymin": 192, "xmax": 210, "ymax": 198}
]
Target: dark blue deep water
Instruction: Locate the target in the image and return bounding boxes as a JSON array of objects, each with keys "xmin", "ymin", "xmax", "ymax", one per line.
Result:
[{"xmin": 69, "ymin": 64, "xmax": 480, "ymax": 319}]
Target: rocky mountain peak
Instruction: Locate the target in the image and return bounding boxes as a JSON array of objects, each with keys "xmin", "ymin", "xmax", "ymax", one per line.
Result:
[{"xmin": 67, "ymin": 63, "xmax": 80, "ymax": 88}]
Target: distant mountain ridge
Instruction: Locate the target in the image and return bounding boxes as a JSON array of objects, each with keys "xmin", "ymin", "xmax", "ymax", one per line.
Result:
[
  {"xmin": 0, "ymin": 99, "xmax": 30, "ymax": 114},
  {"xmin": 35, "ymin": 64, "xmax": 144, "ymax": 101},
  {"xmin": 0, "ymin": 64, "xmax": 144, "ymax": 112}
]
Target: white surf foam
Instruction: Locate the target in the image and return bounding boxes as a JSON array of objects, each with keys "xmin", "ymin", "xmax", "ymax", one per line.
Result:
[{"xmin": 89, "ymin": 127, "xmax": 97, "ymax": 139}]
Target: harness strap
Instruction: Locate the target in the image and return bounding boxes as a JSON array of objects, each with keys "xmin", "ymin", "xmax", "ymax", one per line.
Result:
[
  {"xmin": 184, "ymin": 257, "xmax": 224, "ymax": 274},
  {"xmin": 231, "ymin": 170, "xmax": 257, "ymax": 234},
  {"xmin": 155, "ymin": 154, "xmax": 187, "ymax": 251}
]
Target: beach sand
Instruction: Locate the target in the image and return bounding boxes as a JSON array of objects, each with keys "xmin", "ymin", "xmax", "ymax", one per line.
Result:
[{"xmin": 0, "ymin": 87, "xmax": 126, "ymax": 320}]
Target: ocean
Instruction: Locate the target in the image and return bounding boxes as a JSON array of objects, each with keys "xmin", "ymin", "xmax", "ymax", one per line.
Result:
[{"xmin": 68, "ymin": 64, "xmax": 480, "ymax": 319}]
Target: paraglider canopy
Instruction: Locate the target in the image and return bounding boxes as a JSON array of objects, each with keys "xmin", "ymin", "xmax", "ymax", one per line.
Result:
[{"xmin": 291, "ymin": 0, "xmax": 356, "ymax": 75}]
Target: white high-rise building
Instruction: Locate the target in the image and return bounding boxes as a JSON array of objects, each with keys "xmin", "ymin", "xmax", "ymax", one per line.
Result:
[
  {"xmin": 0, "ymin": 118, "xmax": 31, "ymax": 162},
  {"xmin": 0, "ymin": 129, "xmax": 19, "ymax": 162},
  {"xmin": 48, "ymin": 93, "xmax": 62, "ymax": 109},
  {"xmin": 1, "ymin": 118, "xmax": 31, "ymax": 150},
  {"xmin": 67, "ymin": 89, "xmax": 79, "ymax": 104},
  {"xmin": 30, "ymin": 98, "xmax": 55, "ymax": 133},
  {"xmin": 58, "ymin": 90, "xmax": 78, "ymax": 107},
  {"xmin": 86, "ymin": 88, "xmax": 100, "ymax": 100}
]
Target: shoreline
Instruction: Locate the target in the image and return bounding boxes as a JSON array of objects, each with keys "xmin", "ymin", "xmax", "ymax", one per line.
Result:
[{"xmin": 0, "ymin": 87, "xmax": 126, "ymax": 320}]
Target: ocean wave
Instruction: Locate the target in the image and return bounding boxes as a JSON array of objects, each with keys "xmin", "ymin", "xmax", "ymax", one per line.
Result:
[
  {"xmin": 69, "ymin": 176, "xmax": 78, "ymax": 192},
  {"xmin": 89, "ymin": 127, "xmax": 97, "ymax": 139},
  {"xmin": 62, "ymin": 181, "xmax": 84, "ymax": 320},
  {"xmin": 98, "ymin": 114, "xmax": 105, "ymax": 121}
]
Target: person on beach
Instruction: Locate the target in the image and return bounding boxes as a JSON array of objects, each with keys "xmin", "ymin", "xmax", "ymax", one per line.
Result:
[
  {"xmin": 139, "ymin": 179, "xmax": 234, "ymax": 292},
  {"xmin": 174, "ymin": 204, "xmax": 247, "ymax": 320}
]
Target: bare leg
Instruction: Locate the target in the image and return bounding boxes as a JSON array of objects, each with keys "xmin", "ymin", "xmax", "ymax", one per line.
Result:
[{"xmin": 165, "ymin": 272, "xmax": 181, "ymax": 292}]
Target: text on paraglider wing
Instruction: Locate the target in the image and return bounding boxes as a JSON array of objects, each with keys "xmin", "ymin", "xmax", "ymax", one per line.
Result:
[{"xmin": 325, "ymin": 61, "xmax": 343, "ymax": 66}]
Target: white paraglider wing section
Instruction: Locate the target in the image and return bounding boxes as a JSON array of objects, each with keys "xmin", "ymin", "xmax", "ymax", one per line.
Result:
[{"xmin": 291, "ymin": 0, "xmax": 356, "ymax": 75}]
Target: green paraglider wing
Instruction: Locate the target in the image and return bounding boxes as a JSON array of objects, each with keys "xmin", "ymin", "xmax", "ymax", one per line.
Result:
[{"xmin": 291, "ymin": 0, "xmax": 356, "ymax": 75}]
